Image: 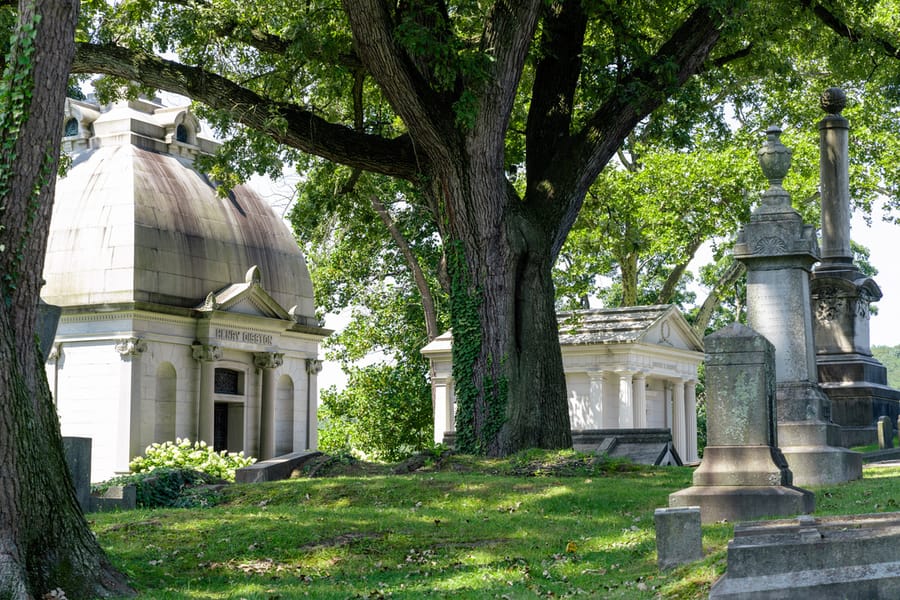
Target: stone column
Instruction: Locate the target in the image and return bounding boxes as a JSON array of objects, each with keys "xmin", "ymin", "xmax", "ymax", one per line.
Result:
[
  {"xmin": 664, "ymin": 381, "xmax": 673, "ymax": 431},
  {"xmin": 632, "ymin": 372, "xmax": 647, "ymax": 428},
  {"xmin": 305, "ymin": 358, "xmax": 323, "ymax": 449},
  {"xmin": 432, "ymin": 377, "xmax": 449, "ymax": 444},
  {"xmin": 684, "ymin": 381, "xmax": 698, "ymax": 463},
  {"xmin": 589, "ymin": 372, "xmax": 605, "ymax": 429},
  {"xmin": 617, "ymin": 371, "xmax": 634, "ymax": 428},
  {"xmin": 116, "ymin": 337, "xmax": 147, "ymax": 467},
  {"xmin": 810, "ymin": 87, "xmax": 896, "ymax": 447},
  {"xmin": 818, "ymin": 88, "xmax": 853, "ymax": 265},
  {"xmin": 192, "ymin": 343, "xmax": 222, "ymax": 446},
  {"xmin": 672, "ymin": 379, "xmax": 686, "ymax": 460},
  {"xmin": 734, "ymin": 126, "xmax": 861, "ymax": 486},
  {"xmin": 669, "ymin": 323, "xmax": 814, "ymax": 524},
  {"xmin": 603, "ymin": 371, "xmax": 619, "ymax": 427},
  {"xmin": 255, "ymin": 352, "xmax": 284, "ymax": 460}
]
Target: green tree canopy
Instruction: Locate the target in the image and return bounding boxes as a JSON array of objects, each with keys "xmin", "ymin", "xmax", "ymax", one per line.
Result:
[{"xmin": 69, "ymin": 0, "xmax": 900, "ymax": 456}]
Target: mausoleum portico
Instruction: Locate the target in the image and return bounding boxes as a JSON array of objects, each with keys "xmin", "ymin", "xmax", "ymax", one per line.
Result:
[{"xmin": 423, "ymin": 305, "xmax": 703, "ymax": 463}]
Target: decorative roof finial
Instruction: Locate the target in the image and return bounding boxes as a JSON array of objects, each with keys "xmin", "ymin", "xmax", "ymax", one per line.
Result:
[{"xmin": 820, "ymin": 87, "xmax": 846, "ymax": 115}]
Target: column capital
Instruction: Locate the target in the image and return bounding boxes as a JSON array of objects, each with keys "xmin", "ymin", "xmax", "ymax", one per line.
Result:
[
  {"xmin": 47, "ymin": 342, "xmax": 62, "ymax": 365},
  {"xmin": 306, "ymin": 358, "xmax": 324, "ymax": 374},
  {"xmin": 192, "ymin": 342, "xmax": 222, "ymax": 362},
  {"xmin": 254, "ymin": 351, "xmax": 284, "ymax": 370},
  {"xmin": 116, "ymin": 337, "xmax": 147, "ymax": 360}
]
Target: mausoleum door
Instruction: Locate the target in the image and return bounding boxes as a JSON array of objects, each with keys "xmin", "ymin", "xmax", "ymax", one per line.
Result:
[{"xmin": 214, "ymin": 403, "xmax": 228, "ymax": 451}]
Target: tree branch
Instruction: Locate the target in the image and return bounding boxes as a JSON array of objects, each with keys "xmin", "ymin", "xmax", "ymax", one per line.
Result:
[
  {"xmin": 656, "ymin": 237, "xmax": 704, "ymax": 304},
  {"xmin": 474, "ymin": 0, "xmax": 542, "ymax": 152},
  {"xmin": 210, "ymin": 18, "xmax": 365, "ymax": 71},
  {"xmin": 369, "ymin": 196, "xmax": 440, "ymax": 340},
  {"xmin": 692, "ymin": 259, "xmax": 745, "ymax": 336},
  {"xmin": 72, "ymin": 42, "xmax": 421, "ymax": 180},
  {"xmin": 525, "ymin": 0, "xmax": 587, "ymax": 185},
  {"xmin": 548, "ymin": 2, "xmax": 737, "ymax": 255},
  {"xmin": 804, "ymin": 0, "xmax": 899, "ymax": 57},
  {"xmin": 342, "ymin": 0, "xmax": 454, "ymax": 162}
]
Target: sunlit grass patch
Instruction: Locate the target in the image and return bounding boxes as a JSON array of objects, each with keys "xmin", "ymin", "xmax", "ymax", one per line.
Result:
[{"xmin": 91, "ymin": 450, "xmax": 900, "ymax": 599}]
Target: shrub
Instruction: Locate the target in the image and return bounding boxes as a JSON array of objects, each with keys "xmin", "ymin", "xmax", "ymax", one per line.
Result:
[
  {"xmin": 318, "ymin": 361, "xmax": 433, "ymax": 462},
  {"xmin": 129, "ymin": 438, "xmax": 255, "ymax": 481},
  {"xmin": 94, "ymin": 468, "xmax": 224, "ymax": 508}
]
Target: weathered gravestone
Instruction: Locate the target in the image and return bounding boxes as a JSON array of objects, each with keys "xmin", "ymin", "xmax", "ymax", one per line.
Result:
[
  {"xmin": 734, "ymin": 125, "xmax": 861, "ymax": 486},
  {"xmin": 669, "ymin": 324, "xmax": 814, "ymax": 524},
  {"xmin": 710, "ymin": 513, "xmax": 900, "ymax": 599},
  {"xmin": 810, "ymin": 87, "xmax": 900, "ymax": 447},
  {"xmin": 654, "ymin": 506, "xmax": 703, "ymax": 570},
  {"xmin": 62, "ymin": 436, "xmax": 137, "ymax": 512},
  {"xmin": 877, "ymin": 416, "xmax": 893, "ymax": 450},
  {"xmin": 62, "ymin": 436, "xmax": 92, "ymax": 513}
]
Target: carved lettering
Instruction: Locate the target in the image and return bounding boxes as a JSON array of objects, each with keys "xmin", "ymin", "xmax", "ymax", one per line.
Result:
[{"xmin": 213, "ymin": 327, "xmax": 273, "ymax": 346}]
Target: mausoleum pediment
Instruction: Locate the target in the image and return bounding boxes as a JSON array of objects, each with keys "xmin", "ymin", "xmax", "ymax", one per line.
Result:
[{"xmin": 196, "ymin": 266, "xmax": 291, "ymax": 321}]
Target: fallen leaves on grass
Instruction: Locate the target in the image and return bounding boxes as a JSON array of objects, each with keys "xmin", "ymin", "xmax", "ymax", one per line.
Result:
[
  {"xmin": 200, "ymin": 557, "xmax": 314, "ymax": 579},
  {"xmin": 296, "ymin": 532, "xmax": 385, "ymax": 552}
]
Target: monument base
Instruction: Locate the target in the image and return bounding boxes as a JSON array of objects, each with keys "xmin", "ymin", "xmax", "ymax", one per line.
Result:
[
  {"xmin": 779, "ymin": 444, "xmax": 862, "ymax": 486},
  {"xmin": 820, "ymin": 378, "xmax": 900, "ymax": 447},
  {"xmin": 669, "ymin": 485, "xmax": 814, "ymax": 525},
  {"xmin": 710, "ymin": 513, "xmax": 900, "ymax": 599},
  {"xmin": 691, "ymin": 445, "xmax": 792, "ymax": 487}
]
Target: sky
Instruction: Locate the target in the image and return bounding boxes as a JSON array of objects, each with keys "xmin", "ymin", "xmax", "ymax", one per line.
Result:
[{"xmin": 852, "ymin": 210, "xmax": 900, "ymax": 348}]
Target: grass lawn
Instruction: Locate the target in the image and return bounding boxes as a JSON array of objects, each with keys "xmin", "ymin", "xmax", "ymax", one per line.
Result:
[
  {"xmin": 90, "ymin": 452, "xmax": 900, "ymax": 599},
  {"xmin": 851, "ymin": 436, "xmax": 899, "ymax": 454}
]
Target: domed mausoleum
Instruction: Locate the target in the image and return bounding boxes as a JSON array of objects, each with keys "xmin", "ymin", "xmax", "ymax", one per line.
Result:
[{"xmin": 43, "ymin": 97, "xmax": 329, "ymax": 481}]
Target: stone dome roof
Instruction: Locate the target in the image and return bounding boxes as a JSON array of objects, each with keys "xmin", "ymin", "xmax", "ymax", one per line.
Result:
[{"xmin": 43, "ymin": 98, "xmax": 315, "ymax": 322}]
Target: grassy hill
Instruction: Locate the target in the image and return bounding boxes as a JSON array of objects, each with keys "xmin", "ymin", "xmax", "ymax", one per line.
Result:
[{"xmin": 90, "ymin": 451, "xmax": 900, "ymax": 599}]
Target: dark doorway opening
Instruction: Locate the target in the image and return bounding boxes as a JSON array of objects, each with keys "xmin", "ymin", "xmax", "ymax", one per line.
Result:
[{"xmin": 214, "ymin": 402, "xmax": 228, "ymax": 451}]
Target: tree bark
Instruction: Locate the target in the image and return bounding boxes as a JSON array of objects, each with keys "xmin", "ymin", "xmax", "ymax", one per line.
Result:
[
  {"xmin": 620, "ymin": 250, "xmax": 639, "ymax": 307},
  {"xmin": 0, "ymin": 1, "xmax": 133, "ymax": 597}
]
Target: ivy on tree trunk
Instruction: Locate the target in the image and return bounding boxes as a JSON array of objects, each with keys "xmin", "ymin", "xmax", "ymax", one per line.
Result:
[{"xmin": 0, "ymin": 1, "xmax": 133, "ymax": 597}]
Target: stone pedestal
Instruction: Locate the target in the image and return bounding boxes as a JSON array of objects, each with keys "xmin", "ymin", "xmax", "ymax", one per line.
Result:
[
  {"xmin": 669, "ymin": 324, "xmax": 814, "ymax": 524},
  {"xmin": 810, "ymin": 87, "xmax": 900, "ymax": 447},
  {"xmin": 733, "ymin": 126, "xmax": 860, "ymax": 486},
  {"xmin": 711, "ymin": 513, "xmax": 900, "ymax": 599}
]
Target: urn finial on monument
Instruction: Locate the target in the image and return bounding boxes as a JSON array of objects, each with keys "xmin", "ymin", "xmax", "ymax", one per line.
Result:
[{"xmin": 758, "ymin": 125, "xmax": 792, "ymax": 189}]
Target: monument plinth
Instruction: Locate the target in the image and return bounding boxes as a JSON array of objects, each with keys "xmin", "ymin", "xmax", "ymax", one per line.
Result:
[
  {"xmin": 734, "ymin": 126, "xmax": 861, "ymax": 486},
  {"xmin": 810, "ymin": 87, "xmax": 900, "ymax": 446},
  {"xmin": 669, "ymin": 323, "xmax": 814, "ymax": 524}
]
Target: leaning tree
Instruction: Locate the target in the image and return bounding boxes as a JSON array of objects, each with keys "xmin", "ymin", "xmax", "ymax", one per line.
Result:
[
  {"xmin": 70, "ymin": 0, "xmax": 900, "ymax": 455},
  {"xmin": 0, "ymin": 0, "xmax": 133, "ymax": 598}
]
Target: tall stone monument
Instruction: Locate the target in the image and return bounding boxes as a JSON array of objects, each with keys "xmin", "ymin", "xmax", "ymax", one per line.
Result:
[
  {"xmin": 734, "ymin": 126, "xmax": 861, "ymax": 486},
  {"xmin": 810, "ymin": 87, "xmax": 900, "ymax": 447},
  {"xmin": 669, "ymin": 323, "xmax": 814, "ymax": 524}
]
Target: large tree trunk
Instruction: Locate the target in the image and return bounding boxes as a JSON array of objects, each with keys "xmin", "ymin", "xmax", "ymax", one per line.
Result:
[
  {"xmin": 0, "ymin": 1, "xmax": 133, "ymax": 597},
  {"xmin": 443, "ymin": 162, "xmax": 571, "ymax": 456}
]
